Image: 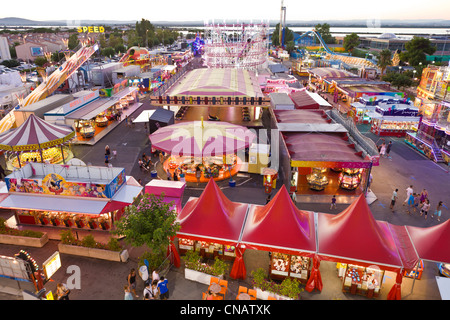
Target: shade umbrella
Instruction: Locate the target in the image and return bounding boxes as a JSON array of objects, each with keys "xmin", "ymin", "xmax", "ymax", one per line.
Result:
[
  {"xmin": 0, "ymin": 114, "xmax": 75, "ymax": 167},
  {"xmin": 149, "ymin": 120, "xmax": 256, "ymax": 157}
]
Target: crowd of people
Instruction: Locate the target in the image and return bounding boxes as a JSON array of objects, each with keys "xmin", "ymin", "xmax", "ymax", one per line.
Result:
[
  {"xmin": 124, "ymin": 268, "xmax": 169, "ymax": 300},
  {"xmin": 390, "ymin": 185, "xmax": 446, "ymax": 221}
]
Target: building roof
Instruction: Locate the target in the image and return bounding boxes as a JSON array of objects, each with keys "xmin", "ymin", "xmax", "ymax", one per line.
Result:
[
  {"xmin": 308, "ymin": 67, "xmax": 358, "ymax": 79},
  {"xmin": 164, "ymin": 68, "xmax": 263, "ymax": 98}
]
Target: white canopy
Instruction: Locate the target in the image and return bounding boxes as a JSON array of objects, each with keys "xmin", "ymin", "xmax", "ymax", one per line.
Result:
[{"xmin": 133, "ymin": 110, "xmax": 156, "ymax": 123}]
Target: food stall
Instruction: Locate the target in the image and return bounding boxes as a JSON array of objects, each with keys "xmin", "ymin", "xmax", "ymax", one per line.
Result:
[
  {"xmin": 150, "ymin": 120, "xmax": 256, "ymax": 183},
  {"xmin": 270, "ymin": 252, "xmax": 311, "ymax": 284},
  {"xmin": 404, "ymin": 260, "xmax": 424, "ymax": 280},
  {"xmin": 317, "ymin": 195, "xmax": 419, "ymax": 300},
  {"xmin": 175, "ymin": 179, "xmax": 248, "ymax": 272},
  {"xmin": 370, "ymin": 115, "xmax": 420, "ymax": 137},
  {"xmin": 0, "ymin": 163, "xmax": 142, "ymax": 231}
]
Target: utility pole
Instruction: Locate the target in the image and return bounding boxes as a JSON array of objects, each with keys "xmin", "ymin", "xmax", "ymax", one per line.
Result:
[{"xmin": 279, "ymin": 0, "xmax": 284, "ymax": 47}]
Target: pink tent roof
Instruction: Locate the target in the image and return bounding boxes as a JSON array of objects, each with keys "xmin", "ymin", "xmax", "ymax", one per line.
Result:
[
  {"xmin": 290, "ymin": 90, "xmax": 320, "ymax": 109},
  {"xmin": 274, "ymin": 109, "xmax": 330, "ymax": 124},
  {"xmin": 317, "ymin": 195, "xmax": 418, "ymax": 272},
  {"xmin": 0, "ymin": 114, "xmax": 74, "ymax": 152},
  {"xmin": 406, "ymin": 220, "xmax": 450, "ymax": 264},
  {"xmin": 176, "ymin": 179, "xmax": 248, "ymax": 245},
  {"xmin": 149, "ymin": 121, "xmax": 256, "ymax": 157},
  {"xmin": 240, "ymin": 185, "xmax": 316, "ymax": 256}
]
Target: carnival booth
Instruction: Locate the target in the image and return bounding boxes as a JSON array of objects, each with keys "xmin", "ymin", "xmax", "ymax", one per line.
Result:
[
  {"xmin": 0, "ymin": 114, "xmax": 75, "ymax": 170},
  {"xmin": 406, "ymin": 220, "xmax": 450, "ymax": 282},
  {"xmin": 239, "ymin": 186, "xmax": 317, "ymax": 284},
  {"xmin": 173, "ymin": 179, "xmax": 248, "ymax": 269},
  {"xmin": 0, "ymin": 163, "xmax": 142, "ymax": 231},
  {"xmin": 150, "ymin": 120, "xmax": 256, "ymax": 183},
  {"xmin": 316, "ymin": 195, "xmax": 419, "ymax": 299},
  {"xmin": 144, "ymin": 179, "xmax": 186, "ymax": 213}
]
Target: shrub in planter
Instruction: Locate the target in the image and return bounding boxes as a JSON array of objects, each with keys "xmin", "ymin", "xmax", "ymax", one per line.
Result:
[
  {"xmin": 251, "ymin": 267, "xmax": 303, "ymax": 299},
  {"xmin": 183, "ymin": 250, "xmax": 228, "ymax": 277},
  {"xmin": 59, "ymin": 229, "xmax": 122, "ymax": 251},
  {"xmin": 0, "ymin": 217, "xmax": 44, "ymax": 238}
]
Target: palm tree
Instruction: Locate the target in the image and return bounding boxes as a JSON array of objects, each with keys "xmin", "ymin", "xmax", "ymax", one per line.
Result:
[{"xmin": 378, "ymin": 49, "xmax": 392, "ymax": 76}]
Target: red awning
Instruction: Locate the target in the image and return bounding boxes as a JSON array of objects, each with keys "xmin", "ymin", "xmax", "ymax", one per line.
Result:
[
  {"xmin": 317, "ymin": 194, "xmax": 418, "ymax": 272},
  {"xmin": 240, "ymin": 185, "xmax": 316, "ymax": 256},
  {"xmin": 406, "ymin": 220, "xmax": 450, "ymax": 264},
  {"xmin": 289, "ymin": 90, "xmax": 320, "ymax": 109},
  {"xmin": 176, "ymin": 179, "xmax": 248, "ymax": 245}
]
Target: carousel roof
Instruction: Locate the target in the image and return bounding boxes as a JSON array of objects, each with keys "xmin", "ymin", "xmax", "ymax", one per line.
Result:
[{"xmin": 0, "ymin": 114, "xmax": 75, "ymax": 152}]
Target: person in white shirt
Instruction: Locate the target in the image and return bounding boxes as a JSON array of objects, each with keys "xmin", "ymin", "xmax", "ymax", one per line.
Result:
[{"xmin": 403, "ymin": 185, "xmax": 413, "ymax": 205}]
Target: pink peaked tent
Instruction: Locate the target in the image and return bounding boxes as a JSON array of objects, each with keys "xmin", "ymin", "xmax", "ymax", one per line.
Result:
[
  {"xmin": 174, "ymin": 179, "xmax": 248, "ymax": 274},
  {"xmin": 317, "ymin": 194, "xmax": 419, "ymax": 300},
  {"xmin": 406, "ymin": 220, "xmax": 450, "ymax": 264},
  {"xmin": 238, "ymin": 185, "xmax": 317, "ymax": 282}
]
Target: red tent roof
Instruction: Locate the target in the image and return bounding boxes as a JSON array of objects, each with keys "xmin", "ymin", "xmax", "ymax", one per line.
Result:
[
  {"xmin": 406, "ymin": 220, "xmax": 450, "ymax": 264},
  {"xmin": 290, "ymin": 90, "xmax": 320, "ymax": 109},
  {"xmin": 240, "ymin": 185, "xmax": 316, "ymax": 256},
  {"xmin": 176, "ymin": 179, "xmax": 248, "ymax": 245},
  {"xmin": 317, "ymin": 194, "xmax": 418, "ymax": 271}
]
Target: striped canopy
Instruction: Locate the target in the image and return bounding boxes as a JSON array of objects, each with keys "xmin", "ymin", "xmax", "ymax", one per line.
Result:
[
  {"xmin": 0, "ymin": 114, "xmax": 75, "ymax": 152},
  {"xmin": 149, "ymin": 121, "xmax": 256, "ymax": 157}
]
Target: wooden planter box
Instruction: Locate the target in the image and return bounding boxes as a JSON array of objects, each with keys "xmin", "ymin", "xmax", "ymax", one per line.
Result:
[
  {"xmin": 58, "ymin": 243, "xmax": 127, "ymax": 262},
  {"xmin": 254, "ymin": 287, "xmax": 295, "ymax": 300},
  {"xmin": 184, "ymin": 268, "xmax": 223, "ymax": 285},
  {"xmin": 0, "ymin": 232, "xmax": 48, "ymax": 248}
]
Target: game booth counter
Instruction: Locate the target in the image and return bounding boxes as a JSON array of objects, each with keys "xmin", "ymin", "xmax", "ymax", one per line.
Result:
[
  {"xmin": 169, "ymin": 181, "xmax": 421, "ymax": 300},
  {"xmin": 144, "ymin": 179, "xmax": 186, "ymax": 213},
  {"xmin": 149, "ymin": 120, "xmax": 256, "ymax": 183},
  {"xmin": 0, "ymin": 163, "xmax": 142, "ymax": 232}
]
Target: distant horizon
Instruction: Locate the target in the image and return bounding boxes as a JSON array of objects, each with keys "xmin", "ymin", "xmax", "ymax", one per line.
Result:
[{"xmin": 2, "ymin": 0, "xmax": 450, "ymax": 23}]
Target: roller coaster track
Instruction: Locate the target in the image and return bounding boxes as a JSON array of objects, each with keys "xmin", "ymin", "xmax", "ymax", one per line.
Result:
[
  {"xmin": 295, "ymin": 30, "xmax": 377, "ymax": 68},
  {"xmin": 0, "ymin": 44, "xmax": 99, "ymax": 134}
]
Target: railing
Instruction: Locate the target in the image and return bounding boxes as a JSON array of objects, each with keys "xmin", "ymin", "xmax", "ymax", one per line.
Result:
[{"xmin": 326, "ymin": 109, "xmax": 379, "ymax": 158}]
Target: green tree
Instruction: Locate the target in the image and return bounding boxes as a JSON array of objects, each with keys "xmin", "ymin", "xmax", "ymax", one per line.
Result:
[
  {"xmin": 0, "ymin": 59, "xmax": 20, "ymax": 68},
  {"xmin": 68, "ymin": 33, "xmax": 79, "ymax": 50},
  {"xmin": 399, "ymin": 36, "xmax": 436, "ymax": 67},
  {"xmin": 34, "ymin": 56, "xmax": 47, "ymax": 67},
  {"xmin": 344, "ymin": 33, "xmax": 360, "ymax": 54},
  {"xmin": 314, "ymin": 23, "xmax": 335, "ymax": 44},
  {"xmin": 285, "ymin": 41, "xmax": 296, "ymax": 53},
  {"xmin": 377, "ymin": 48, "xmax": 392, "ymax": 76},
  {"xmin": 98, "ymin": 34, "xmax": 107, "ymax": 48},
  {"xmin": 114, "ymin": 44, "xmax": 126, "ymax": 55},
  {"xmin": 382, "ymin": 72, "xmax": 413, "ymax": 90},
  {"xmin": 51, "ymin": 51, "xmax": 65, "ymax": 63},
  {"xmin": 136, "ymin": 18, "xmax": 155, "ymax": 47},
  {"xmin": 271, "ymin": 23, "xmax": 294, "ymax": 47},
  {"xmin": 112, "ymin": 193, "xmax": 180, "ymax": 254},
  {"xmin": 101, "ymin": 47, "xmax": 116, "ymax": 58}
]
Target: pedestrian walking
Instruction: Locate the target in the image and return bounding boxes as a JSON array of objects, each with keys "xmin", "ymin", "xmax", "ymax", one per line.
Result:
[
  {"xmin": 195, "ymin": 166, "xmax": 202, "ymax": 185},
  {"xmin": 367, "ymin": 173, "xmax": 373, "ymax": 192},
  {"xmin": 143, "ymin": 281, "xmax": 154, "ymax": 300},
  {"xmin": 413, "ymin": 193, "xmax": 421, "ymax": 213},
  {"xmin": 151, "ymin": 280, "xmax": 160, "ymax": 300},
  {"xmin": 330, "ymin": 195, "xmax": 337, "ymax": 210},
  {"xmin": 127, "ymin": 268, "xmax": 139, "ymax": 298},
  {"xmin": 105, "ymin": 145, "xmax": 110, "ymax": 157},
  {"xmin": 266, "ymin": 194, "xmax": 271, "ymax": 204},
  {"xmin": 56, "ymin": 283, "xmax": 70, "ymax": 300},
  {"xmin": 105, "ymin": 154, "xmax": 109, "ymax": 166},
  {"xmin": 432, "ymin": 201, "xmax": 444, "ymax": 222},
  {"xmin": 124, "ymin": 285, "xmax": 133, "ymax": 300},
  {"xmin": 379, "ymin": 142, "xmax": 386, "ymax": 158},
  {"xmin": 125, "ymin": 115, "xmax": 129, "ymax": 127},
  {"xmin": 159, "ymin": 151, "xmax": 164, "ymax": 164},
  {"xmin": 406, "ymin": 193, "xmax": 415, "ymax": 214},
  {"xmin": 419, "ymin": 189, "xmax": 428, "ymax": 203},
  {"xmin": 386, "ymin": 141, "xmax": 393, "ymax": 158},
  {"xmin": 403, "ymin": 185, "xmax": 414, "ymax": 206},
  {"xmin": 390, "ymin": 189, "xmax": 398, "ymax": 211},
  {"xmin": 291, "ymin": 191, "xmax": 297, "ymax": 202},
  {"xmin": 166, "ymin": 168, "xmax": 172, "ymax": 180},
  {"xmin": 111, "ymin": 149, "xmax": 117, "ymax": 160},
  {"xmin": 420, "ymin": 199, "xmax": 431, "ymax": 219},
  {"xmin": 157, "ymin": 276, "xmax": 169, "ymax": 300},
  {"xmin": 152, "ymin": 269, "xmax": 160, "ymax": 283}
]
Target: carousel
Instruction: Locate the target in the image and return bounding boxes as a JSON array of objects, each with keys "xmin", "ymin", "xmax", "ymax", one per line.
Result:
[
  {"xmin": 0, "ymin": 114, "xmax": 75, "ymax": 170},
  {"xmin": 149, "ymin": 118, "xmax": 256, "ymax": 182}
]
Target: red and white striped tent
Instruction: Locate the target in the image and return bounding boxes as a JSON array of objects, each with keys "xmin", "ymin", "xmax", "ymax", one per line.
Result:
[{"xmin": 0, "ymin": 114, "xmax": 75, "ymax": 166}]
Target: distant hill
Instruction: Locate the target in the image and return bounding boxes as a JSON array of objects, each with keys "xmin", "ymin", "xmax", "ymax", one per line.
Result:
[{"xmin": 1, "ymin": 17, "xmax": 449, "ymax": 28}]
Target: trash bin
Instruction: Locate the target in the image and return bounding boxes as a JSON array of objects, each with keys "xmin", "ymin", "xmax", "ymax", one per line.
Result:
[
  {"xmin": 229, "ymin": 180, "xmax": 236, "ymax": 187},
  {"xmin": 139, "ymin": 265, "xmax": 149, "ymax": 282},
  {"xmin": 151, "ymin": 170, "xmax": 158, "ymax": 178}
]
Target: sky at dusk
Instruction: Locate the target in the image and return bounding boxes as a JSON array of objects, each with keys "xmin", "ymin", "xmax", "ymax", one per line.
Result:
[{"xmin": 3, "ymin": 0, "xmax": 450, "ymax": 23}]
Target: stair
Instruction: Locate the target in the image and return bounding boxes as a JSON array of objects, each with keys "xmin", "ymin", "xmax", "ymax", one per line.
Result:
[{"xmin": 431, "ymin": 140, "xmax": 445, "ymax": 163}]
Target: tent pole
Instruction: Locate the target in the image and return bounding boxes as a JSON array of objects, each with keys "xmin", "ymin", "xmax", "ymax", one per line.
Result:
[
  {"xmin": 16, "ymin": 152, "xmax": 21, "ymax": 168},
  {"xmin": 61, "ymin": 145, "xmax": 66, "ymax": 164},
  {"xmin": 410, "ymin": 260, "xmax": 420, "ymax": 294}
]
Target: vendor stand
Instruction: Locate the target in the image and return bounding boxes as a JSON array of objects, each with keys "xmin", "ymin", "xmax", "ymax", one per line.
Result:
[
  {"xmin": 95, "ymin": 112, "xmax": 109, "ymax": 127},
  {"xmin": 149, "ymin": 120, "xmax": 256, "ymax": 183},
  {"xmin": 370, "ymin": 115, "xmax": 420, "ymax": 137},
  {"xmin": 144, "ymin": 179, "xmax": 186, "ymax": 214},
  {"xmin": 338, "ymin": 168, "xmax": 362, "ymax": 190},
  {"xmin": 0, "ymin": 114, "xmax": 75, "ymax": 170},
  {"xmin": 78, "ymin": 120, "xmax": 95, "ymax": 138},
  {"xmin": 0, "ymin": 163, "xmax": 142, "ymax": 231},
  {"xmin": 306, "ymin": 168, "xmax": 329, "ymax": 191}
]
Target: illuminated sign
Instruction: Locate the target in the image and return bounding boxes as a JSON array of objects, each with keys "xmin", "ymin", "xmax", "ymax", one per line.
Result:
[
  {"xmin": 62, "ymin": 90, "xmax": 99, "ymax": 114},
  {"xmin": 77, "ymin": 26, "xmax": 105, "ymax": 33},
  {"xmin": 42, "ymin": 251, "xmax": 61, "ymax": 280}
]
